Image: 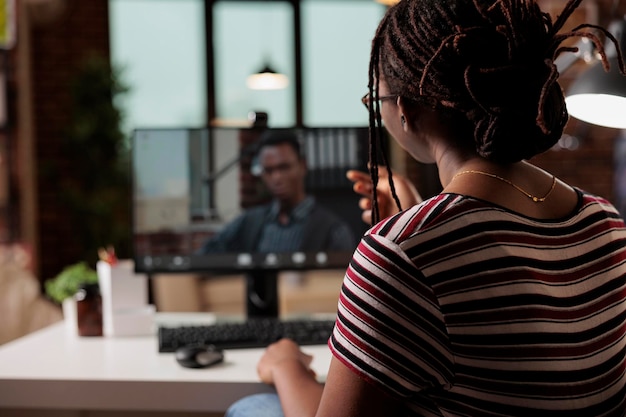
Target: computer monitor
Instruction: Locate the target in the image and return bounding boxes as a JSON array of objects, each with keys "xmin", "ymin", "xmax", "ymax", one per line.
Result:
[{"xmin": 131, "ymin": 125, "xmax": 370, "ymax": 319}]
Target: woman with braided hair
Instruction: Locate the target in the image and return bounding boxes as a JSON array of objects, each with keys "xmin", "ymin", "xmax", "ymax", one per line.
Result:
[{"xmin": 225, "ymin": 0, "xmax": 626, "ymax": 416}]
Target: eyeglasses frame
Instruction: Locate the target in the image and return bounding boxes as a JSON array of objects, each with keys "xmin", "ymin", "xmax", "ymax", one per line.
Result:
[{"xmin": 361, "ymin": 92, "xmax": 398, "ymax": 110}]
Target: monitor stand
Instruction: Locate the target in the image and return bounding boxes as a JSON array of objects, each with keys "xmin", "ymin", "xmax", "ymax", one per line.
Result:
[{"xmin": 245, "ymin": 270, "xmax": 279, "ymax": 319}]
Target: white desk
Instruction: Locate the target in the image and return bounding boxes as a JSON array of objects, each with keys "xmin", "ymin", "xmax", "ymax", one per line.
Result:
[{"xmin": 0, "ymin": 314, "xmax": 332, "ymax": 416}]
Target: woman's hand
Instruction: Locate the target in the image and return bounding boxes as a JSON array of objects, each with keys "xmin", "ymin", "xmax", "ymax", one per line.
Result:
[
  {"xmin": 257, "ymin": 338, "xmax": 317, "ymax": 385},
  {"xmin": 347, "ymin": 168, "xmax": 422, "ymax": 224},
  {"xmin": 256, "ymin": 339, "xmax": 325, "ymax": 417}
]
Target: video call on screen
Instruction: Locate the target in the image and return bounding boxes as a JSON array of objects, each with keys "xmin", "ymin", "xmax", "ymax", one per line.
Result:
[{"xmin": 131, "ymin": 126, "xmax": 371, "ymax": 273}]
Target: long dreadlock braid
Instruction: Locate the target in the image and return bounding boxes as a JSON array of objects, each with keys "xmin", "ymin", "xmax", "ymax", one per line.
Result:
[
  {"xmin": 366, "ymin": 0, "xmax": 624, "ymax": 224},
  {"xmin": 368, "ymin": 12, "xmax": 403, "ymax": 225}
]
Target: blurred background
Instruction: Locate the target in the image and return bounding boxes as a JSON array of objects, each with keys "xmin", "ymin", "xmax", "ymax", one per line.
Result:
[{"xmin": 1, "ymin": 0, "xmax": 625, "ymax": 288}]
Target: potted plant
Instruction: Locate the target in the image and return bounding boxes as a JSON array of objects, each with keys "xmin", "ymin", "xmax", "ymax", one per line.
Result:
[
  {"xmin": 44, "ymin": 261, "xmax": 99, "ymax": 304},
  {"xmin": 44, "ymin": 262, "xmax": 99, "ymax": 332}
]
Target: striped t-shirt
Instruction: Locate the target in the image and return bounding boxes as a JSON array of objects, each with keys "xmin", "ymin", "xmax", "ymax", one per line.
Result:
[{"xmin": 330, "ymin": 190, "xmax": 626, "ymax": 416}]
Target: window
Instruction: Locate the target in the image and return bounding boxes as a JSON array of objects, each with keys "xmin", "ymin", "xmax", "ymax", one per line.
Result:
[
  {"xmin": 109, "ymin": 0, "xmax": 386, "ymax": 131},
  {"xmin": 301, "ymin": 0, "xmax": 384, "ymax": 126},
  {"xmin": 109, "ymin": 0, "xmax": 207, "ymax": 134},
  {"xmin": 213, "ymin": 1, "xmax": 295, "ymax": 126}
]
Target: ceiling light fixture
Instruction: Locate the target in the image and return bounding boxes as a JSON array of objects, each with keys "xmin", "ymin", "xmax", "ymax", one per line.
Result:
[
  {"xmin": 246, "ymin": 3, "xmax": 289, "ymax": 91},
  {"xmin": 246, "ymin": 63, "xmax": 289, "ymax": 90}
]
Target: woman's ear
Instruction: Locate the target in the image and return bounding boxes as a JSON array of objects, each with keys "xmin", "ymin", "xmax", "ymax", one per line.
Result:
[{"xmin": 397, "ymin": 96, "xmax": 416, "ymax": 132}]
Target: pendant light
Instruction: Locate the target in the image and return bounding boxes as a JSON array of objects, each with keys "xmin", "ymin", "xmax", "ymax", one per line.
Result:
[
  {"xmin": 375, "ymin": 0, "xmax": 400, "ymax": 5},
  {"xmin": 246, "ymin": 62, "xmax": 289, "ymax": 90},
  {"xmin": 565, "ymin": 16, "xmax": 626, "ymax": 129},
  {"xmin": 246, "ymin": 3, "xmax": 289, "ymax": 91}
]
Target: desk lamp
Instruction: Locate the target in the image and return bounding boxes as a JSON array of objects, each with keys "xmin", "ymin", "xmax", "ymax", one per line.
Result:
[{"xmin": 564, "ymin": 17, "xmax": 626, "ymax": 128}]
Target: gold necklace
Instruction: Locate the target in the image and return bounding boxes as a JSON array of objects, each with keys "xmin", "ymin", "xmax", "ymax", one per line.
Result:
[{"xmin": 452, "ymin": 170, "xmax": 557, "ymax": 203}]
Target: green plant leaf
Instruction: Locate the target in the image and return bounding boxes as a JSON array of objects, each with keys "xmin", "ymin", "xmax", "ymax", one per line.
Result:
[{"xmin": 44, "ymin": 262, "xmax": 98, "ymax": 304}]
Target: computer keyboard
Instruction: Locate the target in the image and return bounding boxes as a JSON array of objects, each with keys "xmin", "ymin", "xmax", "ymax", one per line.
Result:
[{"xmin": 158, "ymin": 317, "xmax": 336, "ymax": 352}]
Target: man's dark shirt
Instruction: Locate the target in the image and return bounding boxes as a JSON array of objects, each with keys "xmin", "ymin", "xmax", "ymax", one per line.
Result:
[{"xmin": 196, "ymin": 196, "xmax": 357, "ymax": 254}]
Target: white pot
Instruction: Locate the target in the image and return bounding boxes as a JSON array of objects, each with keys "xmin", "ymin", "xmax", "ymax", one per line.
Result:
[{"xmin": 62, "ymin": 297, "xmax": 77, "ymax": 336}]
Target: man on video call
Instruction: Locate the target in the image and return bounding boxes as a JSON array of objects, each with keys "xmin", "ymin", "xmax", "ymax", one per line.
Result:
[{"xmin": 195, "ymin": 130, "xmax": 357, "ymax": 254}]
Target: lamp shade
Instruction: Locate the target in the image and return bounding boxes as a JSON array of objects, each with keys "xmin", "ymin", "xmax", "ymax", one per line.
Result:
[
  {"xmin": 246, "ymin": 64, "xmax": 289, "ymax": 90},
  {"xmin": 565, "ymin": 57, "xmax": 626, "ymax": 128},
  {"xmin": 564, "ymin": 19, "xmax": 626, "ymax": 129}
]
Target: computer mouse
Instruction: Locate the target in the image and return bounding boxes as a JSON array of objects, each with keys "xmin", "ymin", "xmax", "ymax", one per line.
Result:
[{"xmin": 175, "ymin": 345, "xmax": 224, "ymax": 369}]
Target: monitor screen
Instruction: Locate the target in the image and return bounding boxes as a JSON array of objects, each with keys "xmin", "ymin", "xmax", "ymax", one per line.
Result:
[{"xmin": 131, "ymin": 126, "xmax": 370, "ymax": 317}]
